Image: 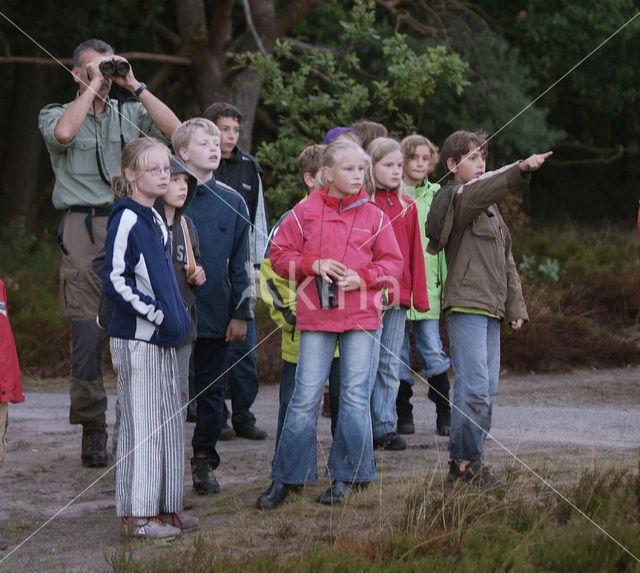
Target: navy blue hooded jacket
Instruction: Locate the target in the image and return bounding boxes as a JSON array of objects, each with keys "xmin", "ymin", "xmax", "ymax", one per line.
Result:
[
  {"xmin": 185, "ymin": 176, "xmax": 254, "ymax": 338},
  {"xmin": 102, "ymin": 197, "xmax": 190, "ymax": 348}
]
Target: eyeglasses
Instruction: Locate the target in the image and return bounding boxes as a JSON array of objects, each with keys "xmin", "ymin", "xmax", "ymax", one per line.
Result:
[{"xmin": 146, "ymin": 166, "xmax": 171, "ymax": 176}]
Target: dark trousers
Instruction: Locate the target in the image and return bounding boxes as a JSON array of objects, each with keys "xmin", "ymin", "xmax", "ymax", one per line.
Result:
[
  {"xmin": 191, "ymin": 337, "xmax": 229, "ymax": 469},
  {"xmin": 227, "ymin": 319, "xmax": 260, "ymax": 429},
  {"xmin": 69, "ymin": 319, "xmax": 106, "ymax": 427}
]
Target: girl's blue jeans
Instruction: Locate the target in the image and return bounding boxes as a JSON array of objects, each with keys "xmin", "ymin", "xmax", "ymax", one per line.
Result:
[
  {"xmin": 271, "ymin": 329, "xmax": 378, "ymax": 485},
  {"xmin": 398, "ymin": 318, "xmax": 451, "ymax": 383}
]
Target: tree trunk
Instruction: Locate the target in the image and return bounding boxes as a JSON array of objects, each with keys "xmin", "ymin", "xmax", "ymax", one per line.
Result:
[
  {"xmin": 2, "ymin": 64, "xmax": 52, "ymax": 229},
  {"xmin": 175, "ymin": 0, "xmax": 324, "ymax": 152}
]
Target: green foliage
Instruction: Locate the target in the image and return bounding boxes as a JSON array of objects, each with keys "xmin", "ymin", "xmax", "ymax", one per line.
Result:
[
  {"xmin": 0, "ymin": 218, "xmax": 67, "ymax": 371},
  {"xmin": 518, "ymin": 254, "xmax": 560, "ymax": 281},
  {"xmin": 240, "ymin": 0, "xmax": 468, "ymax": 219}
]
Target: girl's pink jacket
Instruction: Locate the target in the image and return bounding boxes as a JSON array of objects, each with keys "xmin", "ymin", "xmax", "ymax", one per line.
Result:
[
  {"xmin": 270, "ymin": 187, "xmax": 403, "ymax": 332},
  {"xmin": 372, "ymin": 189, "xmax": 429, "ymax": 311},
  {"xmin": 0, "ymin": 279, "xmax": 24, "ymax": 404}
]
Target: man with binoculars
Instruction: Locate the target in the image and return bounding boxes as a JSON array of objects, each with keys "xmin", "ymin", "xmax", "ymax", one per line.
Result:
[{"xmin": 38, "ymin": 39, "xmax": 180, "ymax": 468}]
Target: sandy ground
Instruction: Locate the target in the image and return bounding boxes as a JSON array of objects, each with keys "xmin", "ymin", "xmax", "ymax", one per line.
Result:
[{"xmin": 0, "ymin": 366, "xmax": 639, "ymax": 571}]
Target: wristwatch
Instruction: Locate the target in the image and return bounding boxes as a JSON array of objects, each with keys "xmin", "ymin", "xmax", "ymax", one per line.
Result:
[{"xmin": 134, "ymin": 82, "xmax": 147, "ymax": 97}]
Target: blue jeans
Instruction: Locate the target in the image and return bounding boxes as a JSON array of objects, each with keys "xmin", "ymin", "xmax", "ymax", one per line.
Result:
[
  {"xmin": 446, "ymin": 312, "xmax": 500, "ymax": 461},
  {"xmin": 398, "ymin": 319, "xmax": 451, "ymax": 384},
  {"xmin": 271, "ymin": 330, "xmax": 378, "ymax": 484},
  {"xmin": 277, "ymin": 358, "xmax": 341, "ymax": 445},
  {"xmin": 370, "ymin": 306, "xmax": 406, "ymax": 439},
  {"xmin": 227, "ymin": 319, "xmax": 260, "ymax": 429}
]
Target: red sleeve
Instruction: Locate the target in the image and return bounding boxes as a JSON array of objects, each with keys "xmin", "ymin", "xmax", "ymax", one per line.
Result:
[
  {"xmin": 270, "ymin": 205, "xmax": 318, "ymax": 281},
  {"xmin": 365, "ymin": 213, "xmax": 404, "ymax": 288},
  {"xmin": 407, "ymin": 202, "xmax": 430, "ymax": 311}
]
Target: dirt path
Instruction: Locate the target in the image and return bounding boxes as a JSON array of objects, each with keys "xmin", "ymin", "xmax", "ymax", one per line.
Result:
[{"xmin": 1, "ymin": 367, "xmax": 639, "ymax": 571}]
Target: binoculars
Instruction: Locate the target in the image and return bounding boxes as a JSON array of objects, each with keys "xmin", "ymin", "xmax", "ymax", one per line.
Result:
[
  {"xmin": 99, "ymin": 60, "xmax": 130, "ymax": 77},
  {"xmin": 315, "ymin": 277, "xmax": 339, "ymax": 309}
]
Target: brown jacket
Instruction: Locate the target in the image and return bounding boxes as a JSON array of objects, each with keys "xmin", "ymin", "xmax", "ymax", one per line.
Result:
[{"xmin": 442, "ymin": 162, "xmax": 528, "ymax": 322}]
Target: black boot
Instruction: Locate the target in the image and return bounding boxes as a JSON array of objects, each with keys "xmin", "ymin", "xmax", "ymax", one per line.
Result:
[
  {"xmin": 81, "ymin": 424, "xmax": 108, "ymax": 467},
  {"xmin": 428, "ymin": 371, "xmax": 451, "ymax": 436},
  {"xmin": 396, "ymin": 380, "xmax": 415, "ymax": 434},
  {"xmin": 256, "ymin": 481, "xmax": 298, "ymax": 509},
  {"xmin": 191, "ymin": 454, "xmax": 220, "ymax": 495}
]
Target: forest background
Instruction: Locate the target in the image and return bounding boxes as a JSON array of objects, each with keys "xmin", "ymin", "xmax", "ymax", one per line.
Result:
[{"xmin": 0, "ymin": 0, "xmax": 639, "ymax": 375}]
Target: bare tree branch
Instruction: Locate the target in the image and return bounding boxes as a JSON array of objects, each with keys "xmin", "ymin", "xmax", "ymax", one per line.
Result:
[
  {"xmin": 244, "ymin": 0, "xmax": 269, "ymax": 57},
  {"xmin": 0, "ymin": 53, "xmax": 192, "ymax": 66}
]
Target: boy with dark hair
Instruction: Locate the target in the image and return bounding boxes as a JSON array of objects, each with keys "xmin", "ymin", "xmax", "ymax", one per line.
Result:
[
  {"xmin": 172, "ymin": 118, "xmax": 254, "ymax": 494},
  {"xmin": 431, "ymin": 129, "xmax": 551, "ymax": 486},
  {"xmin": 202, "ymin": 101, "xmax": 268, "ymax": 441}
]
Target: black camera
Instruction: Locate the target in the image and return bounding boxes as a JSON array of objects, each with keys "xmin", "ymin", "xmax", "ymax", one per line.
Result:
[
  {"xmin": 315, "ymin": 277, "xmax": 339, "ymax": 309},
  {"xmin": 99, "ymin": 60, "xmax": 130, "ymax": 77}
]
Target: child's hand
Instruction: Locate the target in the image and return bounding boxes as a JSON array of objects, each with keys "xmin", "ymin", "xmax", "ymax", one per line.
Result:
[
  {"xmin": 336, "ymin": 269, "xmax": 362, "ymax": 292},
  {"xmin": 510, "ymin": 319, "xmax": 525, "ymax": 330},
  {"xmin": 186, "ymin": 264, "xmax": 206, "ymax": 286},
  {"xmin": 313, "ymin": 258, "xmax": 347, "ymax": 283},
  {"xmin": 225, "ymin": 318, "xmax": 247, "ymax": 342},
  {"xmin": 519, "ymin": 151, "xmax": 553, "ymax": 172}
]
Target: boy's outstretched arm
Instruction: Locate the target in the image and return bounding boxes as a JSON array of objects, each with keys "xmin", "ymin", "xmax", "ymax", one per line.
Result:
[{"xmin": 519, "ymin": 151, "xmax": 553, "ymax": 172}]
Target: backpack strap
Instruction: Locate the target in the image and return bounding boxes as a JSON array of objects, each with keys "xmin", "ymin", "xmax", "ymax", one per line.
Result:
[{"xmin": 180, "ymin": 218, "xmax": 197, "ymax": 284}]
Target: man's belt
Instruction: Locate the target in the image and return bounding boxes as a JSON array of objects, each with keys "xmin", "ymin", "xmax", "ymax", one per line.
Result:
[{"xmin": 67, "ymin": 206, "xmax": 112, "ymax": 244}]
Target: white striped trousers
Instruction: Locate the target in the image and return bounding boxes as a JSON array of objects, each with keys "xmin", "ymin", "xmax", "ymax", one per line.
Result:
[{"xmin": 110, "ymin": 338, "xmax": 184, "ymax": 517}]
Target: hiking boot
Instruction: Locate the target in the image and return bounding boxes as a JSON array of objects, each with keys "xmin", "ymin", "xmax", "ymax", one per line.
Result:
[
  {"xmin": 396, "ymin": 380, "xmax": 415, "ymax": 434},
  {"xmin": 373, "ymin": 432, "xmax": 407, "ymax": 451},
  {"xmin": 159, "ymin": 512, "xmax": 199, "ymax": 531},
  {"xmin": 191, "ymin": 455, "xmax": 220, "ymax": 495},
  {"xmin": 219, "ymin": 420, "xmax": 235, "ymax": 440},
  {"xmin": 448, "ymin": 460, "xmax": 503, "ymax": 488},
  {"xmin": 120, "ymin": 516, "xmax": 182, "ymax": 540},
  {"xmin": 234, "ymin": 424, "xmax": 267, "ymax": 440},
  {"xmin": 81, "ymin": 424, "xmax": 108, "ymax": 467},
  {"xmin": 428, "ymin": 372, "xmax": 451, "ymax": 436}
]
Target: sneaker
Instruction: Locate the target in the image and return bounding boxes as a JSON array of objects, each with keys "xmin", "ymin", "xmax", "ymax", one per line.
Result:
[
  {"xmin": 81, "ymin": 424, "xmax": 108, "ymax": 467},
  {"xmin": 448, "ymin": 460, "xmax": 503, "ymax": 488},
  {"xmin": 234, "ymin": 424, "xmax": 267, "ymax": 440},
  {"xmin": 120, "ymin": 516, "xmax": 182, "ymax": 540},
  {"xmin": 159, "ymin": 512, "xmax": 199, "ymax": 531},
  {"xmin": 373, "ymin": 432, "xmax": 407, "ymax": 451}
]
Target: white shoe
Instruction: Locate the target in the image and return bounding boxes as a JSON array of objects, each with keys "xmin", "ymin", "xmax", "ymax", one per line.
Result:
[
  {"xmin": 159, "ymin": 512, "xmax": 199, "ymax": 531},
  {"xmin": 120, "ymin": 516, "xmax": 182, "ymax": 540}
]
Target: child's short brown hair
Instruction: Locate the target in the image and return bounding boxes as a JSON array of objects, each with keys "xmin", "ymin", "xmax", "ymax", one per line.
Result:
[
  {"xmin": 203, "ymin": 102, "xmax": 243, "ymax": 124},
  {"xmin": 171, "ymin": 118, "xmax": 219, "ymax": 154},
  {"xmin": 350, "ymin": 120, "xmax": 388, "ymax": 150},
  {"xmin": 297, "ymin": 144, "xmax": 325, "ymax": 185},
  {"xmin": 440, "ymin": 130, "xmax": 488, "ymax": 178},
  {"xmin": 401, "ymin": 135, "xmax": 439, "ymax": 173}
]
